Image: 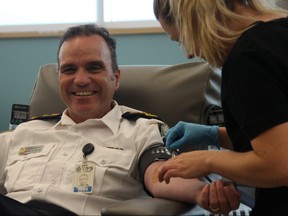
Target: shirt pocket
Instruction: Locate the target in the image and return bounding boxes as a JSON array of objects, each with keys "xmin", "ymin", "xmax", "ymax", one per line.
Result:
[
  {"xmin": 89, "ymin": 145, "xmax": 135, "ymax": 169},
  {"xmin": 85, "ymin": 145, "xmax": 137, "ymax": 195},
  {"xmin": 5, "ymin": 143, "xmax": 56, "ymax": 192}
]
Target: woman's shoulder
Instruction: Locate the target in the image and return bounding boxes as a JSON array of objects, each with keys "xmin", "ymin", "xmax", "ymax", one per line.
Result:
[{"xmin": 227, "ymin": 17, "xmax": 288, "ymax": 62}]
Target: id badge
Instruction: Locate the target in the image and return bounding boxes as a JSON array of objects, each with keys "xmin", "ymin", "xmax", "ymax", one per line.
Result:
[{"xmin": 73, "ymin": 162, "xmax": 94, "ymax": 194}]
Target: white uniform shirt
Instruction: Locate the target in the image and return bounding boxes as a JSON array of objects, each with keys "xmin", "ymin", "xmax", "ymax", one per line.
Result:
[{"xmin": 0, "ymin": 103, "xmax": 164, "ymax": 215}]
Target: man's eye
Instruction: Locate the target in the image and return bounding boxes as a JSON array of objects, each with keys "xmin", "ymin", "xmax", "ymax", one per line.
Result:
[
  {"xmin": 61, "ymin": 68, "xmax": 75, "ymax": 74},
  {"xmin": 88, "ymin": 65, "xmax": 103, "ymax": 72}
]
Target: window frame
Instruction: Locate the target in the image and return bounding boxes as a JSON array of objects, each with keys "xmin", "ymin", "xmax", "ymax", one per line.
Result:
[{"xmin": 0, "ymin": 0, "xmax": 162, "ymax": 38}]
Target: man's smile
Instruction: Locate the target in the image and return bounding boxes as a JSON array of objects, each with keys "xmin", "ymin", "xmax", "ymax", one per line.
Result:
[{"xmin": 73, "ymin": 91, "xmax": 96, "ymax": 96}]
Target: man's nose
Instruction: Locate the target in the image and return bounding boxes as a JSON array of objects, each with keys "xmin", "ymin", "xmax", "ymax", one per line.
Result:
[{"xmin": 74, "ymin": 69, "xmax": 91, "ymax": 85}]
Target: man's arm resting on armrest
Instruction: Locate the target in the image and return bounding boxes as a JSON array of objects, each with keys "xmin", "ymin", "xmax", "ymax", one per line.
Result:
[
  {"xmin": 144, "ymin": 160, "xmax": 241, "ymax": 214},
  {"xmin": 138, "ymin": 143, "xmax": 204, "ymax": 203},
  {"xmin": 138, "ymin": 143, "xmax": 240, "ymax": 214},
  {"xmin": 144, "ymin": 161, "xmax": 205, "ymax": 204}
]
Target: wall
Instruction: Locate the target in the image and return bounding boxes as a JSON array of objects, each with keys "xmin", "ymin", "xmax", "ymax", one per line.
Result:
[{"xmin": 0, "ymin": 33, "xmax": 190, "ymax": 131}]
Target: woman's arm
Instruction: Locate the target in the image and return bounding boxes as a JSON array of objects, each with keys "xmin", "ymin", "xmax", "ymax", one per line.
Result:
[
  {"xmin": 218, "ymin": 127, "xmax": 233, "ymax": 150},
  {"xmin": 158, "ymin": 122, "xmax": 288, "ymax": 188}
]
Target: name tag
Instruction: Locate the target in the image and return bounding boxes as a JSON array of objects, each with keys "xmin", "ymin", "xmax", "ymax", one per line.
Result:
[
  {"xmin": 73, "ymin": 162, "xmax": 94, "ymax": 194},
  {"xmin": 18, "ymin": 145, "xmax": 44, "ymax": 155}
]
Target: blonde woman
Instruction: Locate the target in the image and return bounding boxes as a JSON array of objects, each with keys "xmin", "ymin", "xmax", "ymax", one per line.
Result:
[{"xmin": 158, "ymin": 0, "xmax": 288, "ymax": 215}]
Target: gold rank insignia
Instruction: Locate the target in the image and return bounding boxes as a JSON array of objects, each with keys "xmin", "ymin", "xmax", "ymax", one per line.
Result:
[
  {"xmin": 29, "ymin": 113, "xmax": 62, "ymax": 121},
  {"xmin": 122, "ymin": 111, "xmax": 163, "ymax": 121},
  {"xmin": 18, "ymin": 147, "xmax": 26, "ymax": 155}
]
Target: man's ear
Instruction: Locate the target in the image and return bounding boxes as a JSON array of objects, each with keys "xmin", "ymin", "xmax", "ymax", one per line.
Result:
[{"xmin": 114, "ymin": 69, "xmax": 120, "ymax": 90}]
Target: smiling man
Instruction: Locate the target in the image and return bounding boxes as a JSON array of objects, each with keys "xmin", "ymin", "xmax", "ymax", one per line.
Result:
[
  {"xmin": 58, "ymin": 29, "xmax": 120, "ymax": 123},
  {"xmin": 0, "ymin": 24, "xmax": 240, "ymax": 215}
]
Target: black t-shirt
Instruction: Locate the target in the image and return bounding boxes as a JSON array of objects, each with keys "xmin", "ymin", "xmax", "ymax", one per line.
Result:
[{"xmin": 222, "ymin": 18, "xmax": 288, "ymax": 215}]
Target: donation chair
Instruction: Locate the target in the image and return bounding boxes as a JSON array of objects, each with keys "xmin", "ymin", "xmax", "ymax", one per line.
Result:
[{"xmin": 28, "ymin": 62, "xmax": 252, "ymax": 215}]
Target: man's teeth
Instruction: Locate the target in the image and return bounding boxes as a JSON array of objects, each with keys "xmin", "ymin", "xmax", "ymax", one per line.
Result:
[{"xmin": 74, "ymin": 91, "xmax": 94, "ymax": 96}]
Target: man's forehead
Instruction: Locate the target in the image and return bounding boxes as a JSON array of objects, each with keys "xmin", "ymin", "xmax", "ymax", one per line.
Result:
[
  {"xmin": 59, "ymin": 36, "xmax": 111, "ymax": 63},
  {"xmin": 61, "ymin": 36, "xmax": 108, "ymax": 52}
]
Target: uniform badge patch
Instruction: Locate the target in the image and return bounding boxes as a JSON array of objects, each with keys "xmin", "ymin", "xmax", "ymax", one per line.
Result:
[
  {"xmin": 30, "ymin": 113, "xmax": 62, "ymax": 121},
  {"xmin": 122, "ymin": 111, "xmax": 162, "ymax": 121}
]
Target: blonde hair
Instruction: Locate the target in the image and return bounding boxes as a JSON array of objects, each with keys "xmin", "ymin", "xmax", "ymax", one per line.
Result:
[{"xmin": 170, "ymin": 0, "xmax": 288, "ymax": 67}]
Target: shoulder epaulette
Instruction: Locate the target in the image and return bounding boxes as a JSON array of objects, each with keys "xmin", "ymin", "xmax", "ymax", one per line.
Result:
[
  {"xmin": 29, "ymin": 113, "xmax": 62, "ymax": 121},
  {"xmin": 122, "ymin": 111, "xmax": 162, "ymax": 121}
]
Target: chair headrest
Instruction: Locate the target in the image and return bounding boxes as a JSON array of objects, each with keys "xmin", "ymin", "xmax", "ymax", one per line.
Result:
[{"xmin": 29, "ymin": 62, "xmax": 219, "ymax": 127}]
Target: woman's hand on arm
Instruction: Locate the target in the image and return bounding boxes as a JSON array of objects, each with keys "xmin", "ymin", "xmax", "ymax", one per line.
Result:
[
  {"xmin": 158, "ymin": 122, "xmax": 288, "ymax": 188},
  {"xmin": 165, "ymin": 121, "xmax": 219, "ymax": 151},
  {"xmin": 165, "ymin": 122, "xmax": 233, "ymax": 151}
]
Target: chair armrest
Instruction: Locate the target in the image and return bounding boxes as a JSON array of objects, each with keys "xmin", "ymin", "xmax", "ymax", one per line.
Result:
[{"xmin": 101, "ymin": 197, "xmax": 193, "ymax": 216}]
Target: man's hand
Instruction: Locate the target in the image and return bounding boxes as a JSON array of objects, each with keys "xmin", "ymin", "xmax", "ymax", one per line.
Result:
[{"xmin": 197, "ymin": 180, "xmax": 240, "ymax": 215}]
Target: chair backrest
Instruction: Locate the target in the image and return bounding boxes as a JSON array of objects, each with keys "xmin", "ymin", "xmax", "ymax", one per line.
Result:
[{"xmin": 29, "ymin": 61, "xmax": 221, "ymax": 127}]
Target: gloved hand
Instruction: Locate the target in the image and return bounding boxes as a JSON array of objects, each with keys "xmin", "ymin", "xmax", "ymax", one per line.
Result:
[{"xmin": 165, "ymin": 121, "xmax": 219, "ymax": 152}]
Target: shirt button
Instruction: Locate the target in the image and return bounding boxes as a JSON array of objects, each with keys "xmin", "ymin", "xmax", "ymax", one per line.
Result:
[
  {"xmin": 51, "ymin": 179, "xmax": 56, "ymax": 184},
  {"xmin": 36, "ymin": 188, "xmax": 42, "ymax": 193},
  {"xmin": 100, "ymin": 160, "xmax": 107, "ymax": 165}
]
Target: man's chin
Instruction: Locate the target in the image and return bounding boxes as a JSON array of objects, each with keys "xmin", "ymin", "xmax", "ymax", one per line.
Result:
[{"xmin": 67, "ymin": 107, "xmax": 97, "ymax": 119}]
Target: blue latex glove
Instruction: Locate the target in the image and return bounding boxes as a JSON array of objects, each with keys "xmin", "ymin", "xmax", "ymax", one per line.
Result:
[{"xmin": 165, "ymin": 121, "xmax": 219, "ymax": 152}]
